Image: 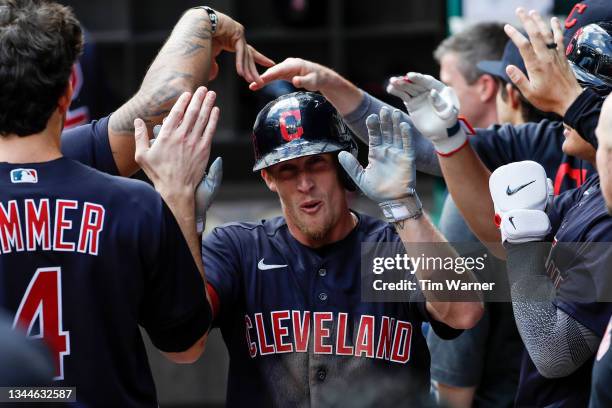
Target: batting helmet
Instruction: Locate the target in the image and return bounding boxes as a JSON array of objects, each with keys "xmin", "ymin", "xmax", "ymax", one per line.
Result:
[
  {"xmin": 251, "ymin": 91, "xmax": 359, "ymax": 189},
  {"xmin": 566, "ymin": 21, "xmax": 612, "ymax": 88}
]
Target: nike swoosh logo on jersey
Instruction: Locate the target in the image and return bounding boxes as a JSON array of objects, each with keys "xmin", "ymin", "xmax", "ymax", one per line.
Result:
[
  {"xmin": 506, "ymin": 180, "xmax": 536, "ymax": 196},
  {"xmin": 257, "ymin": 259, "xmax": 288, "ymax": 270},
  {"xmin": 508, "ymin": 216, "xmax": 517, "ymax": 229}
]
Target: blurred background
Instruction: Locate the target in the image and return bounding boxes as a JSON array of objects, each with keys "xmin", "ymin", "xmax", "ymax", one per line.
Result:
[{"xmin": 56, "ymin": 0, "xmax": 573, "ymax": 406}]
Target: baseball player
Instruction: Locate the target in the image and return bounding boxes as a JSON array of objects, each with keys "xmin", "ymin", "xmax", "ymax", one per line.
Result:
[
  {"xmin": 387, "ymin": 10, "xmax": 612, "ymax": 406},
  {"xmin": 588, "ymin": 91, "xmax": 612, "ymax": 408},
  {"xmin": 0, "ymin": 1, "xmax": 229, "ymax": 406},
  {"xmin": 201, "ymin": 91, "xmax": 484, "ymax": 406}
]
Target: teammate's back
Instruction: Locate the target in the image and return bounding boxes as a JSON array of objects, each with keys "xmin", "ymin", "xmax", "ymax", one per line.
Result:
[{"xmin": 0, "ymin": 157, "xmax": 209, "ymax": 407}]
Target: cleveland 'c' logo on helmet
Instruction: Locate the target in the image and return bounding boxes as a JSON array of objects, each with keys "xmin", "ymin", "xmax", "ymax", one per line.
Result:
[{"xmin": 279, "ymin": 109, "xmax": 304, "ymax": 142}]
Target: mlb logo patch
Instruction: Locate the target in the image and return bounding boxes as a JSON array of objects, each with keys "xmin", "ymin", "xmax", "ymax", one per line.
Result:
[{"xmin": 10, "ymin": 168, "xmax": 38, "ymax": 183}]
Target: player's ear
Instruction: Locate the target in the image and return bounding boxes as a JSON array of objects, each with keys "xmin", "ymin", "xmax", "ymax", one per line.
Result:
[
  {"xmin": 57, "ymin": 79, "xmax": 74, "ymax": 115},
  {"xmin": 260, "ymin": 169, "xmax": 277, "ymax": 192},
  {"xmin": 507, "ymin": 83, "xmax": 521, "ymax": 110},
  {"xmin": 478, "ymin": 74, "xmax": 497, "ymax": 103}
]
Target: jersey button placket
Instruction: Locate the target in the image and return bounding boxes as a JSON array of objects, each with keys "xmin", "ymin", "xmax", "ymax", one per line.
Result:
[
  {"xmin": 317, "ymin": 367, "xmax": 327, "ymax": 381},
  {"xmin": 318, "ymin": 292, "xmax": 328, "ymax": 302}
]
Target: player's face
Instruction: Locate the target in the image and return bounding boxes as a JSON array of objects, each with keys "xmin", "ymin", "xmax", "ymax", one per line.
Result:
[
  {"xmin": 440, "ymin": 52, "xmax": 491, "ymax": 127},
  {"xmin": 262, "ymin": 153, "xmax": 350, "ymax": 245},
  {"xmin": 562, "ymin": 125, "xmax": 596, "ymax": 164}
]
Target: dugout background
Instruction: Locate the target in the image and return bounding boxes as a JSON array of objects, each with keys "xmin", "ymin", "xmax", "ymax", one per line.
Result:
[{"xmin": 58, "ymin": 0, "xmax": 446, "ymax": 406}]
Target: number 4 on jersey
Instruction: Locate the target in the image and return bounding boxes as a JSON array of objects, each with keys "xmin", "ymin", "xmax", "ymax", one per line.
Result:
[{"xmin": 13, "ymin": 267, "xmax": 70, "ymax": 380}]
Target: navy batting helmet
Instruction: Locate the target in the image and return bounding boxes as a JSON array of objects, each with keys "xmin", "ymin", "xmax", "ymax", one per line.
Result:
[
  {"xmin": 251, "ymin": 91, "xmax": 359, "ymax": 189},
  {"xmin": 566, "ymin": 21, "xmax": 612, "ymax": 88}
]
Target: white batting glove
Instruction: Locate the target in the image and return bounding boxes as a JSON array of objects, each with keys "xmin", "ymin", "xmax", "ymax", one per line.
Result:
[
  {"xmin": 387, "ymin": 72, "xmax": 468, "ymax": 156},
  {"xmin": 499, "ymin": 209, "xmax": 551, "ymax": 243},
  {"xmin": 338, "ymin": 107, "xmax": 422, "ymax": 223},
  {"xmin": 152, "ymin": 125, "xmax": 223, "ymax": 234},
  {"xmin": 489, "ymin": 161, "xmax": 553, "ymax": 243}
]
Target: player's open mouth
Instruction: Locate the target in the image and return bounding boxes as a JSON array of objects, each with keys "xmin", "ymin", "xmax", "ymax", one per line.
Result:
[{"xmin": 300, "ymin": 200, "xmax": 322, "ymax": 214}]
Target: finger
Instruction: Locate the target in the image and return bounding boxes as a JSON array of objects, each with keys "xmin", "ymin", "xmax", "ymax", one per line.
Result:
[
  {"xmin": 388, "ymin": 76, "xmax": 423, "ymax": 97},
  {"xmin": 249, "ymin": 58, "xmax": 300, "ymax": 90},
  {"xmin": 505, "ymin": 65, "xmax": 531, "ymax": 97},
  {"xmin": 504, "ymin": 23, "xmax": 537, "ymax": 68},
  {"xmin": 338, "ymin": 151, "xmax": 365, "ymax": 187},
  {"xmin": 159, "ymin": 91, "xmax": 192, "ymax": 136},
  {"xmin": 392, "ymin": 109, "xmax": 403, "ymax": 150},
  {"xmin": 551, "ymin": 17, "xmax": 566, "ymax": 55},
  {"xmin": 406, "ymin": 72, "xmax": 445, "ymax": 92},
  {"xmin": 133, "ymin": 118, "xmax": 150, "ymax": 165},
  {"xmin": 516, "ymin": 8, "xmax": 548, "ymax": 56},
  {"xmin": 400, "ymin": 122, "xmax": 412, "ymax": 155},
  {"xmin": 250, "ymin": 45, "xmax": 275, "ymax": 67},
  {"xmin": 244, "ymin": 43, "xmax": 255, "ymax": 83},
  {"xmin": 365, "ymin": 113, "xmax": 382, "ymax": 148},
  {"xmin": 246, "ymin": 48, "xmax": 261, "ymax": 84},
  {"xmin": 199, "ymin": 106, "xmax": 220, "ymax": 152},
  {"xmin": 153, "ymin": 124, "xmax": 162, "ymax": 138},
  {"xmin": 190, "ymin": 90, "xmax": 217, "ymax": 140},
  {"xmin": 530, "ymin": 10, "xmax": 554, "ymax": 45},
  {"xmin": 178, "ymin": 86, "xmax": 207, "ymax": 136},
  {"xmin": 379, "ymin": 107, "xmax": 393, "ymax": 146},
  {"xmin": 235, "ymin": 39, "xmax": 245, "ymax": 79},
  {"xmin": 386, "ymin": 82, "xmax": 412, "ymax": 102}
]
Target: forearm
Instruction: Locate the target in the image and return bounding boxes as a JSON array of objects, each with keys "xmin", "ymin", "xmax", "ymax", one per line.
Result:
[
  {"xmin": 394, "ymin": 214, "xmax": 484, "ymax": 329},
  {"xmin": 109, "ymin": 8, "xmax": 213, "ymax": 176},
  {"xmin": 506, "ymin": 242, "xmax": 600, "ymax": 378},
  {"xmin": 438, "ymin": 145, "xmax": 504, "ymax": 257},
  {"xmin": 342, "ymin": 91, "xmax": 442, "ymax": 176},
  {"xmin": 160, "ymin": 191, "xmax": 205, "ymax": 282}
]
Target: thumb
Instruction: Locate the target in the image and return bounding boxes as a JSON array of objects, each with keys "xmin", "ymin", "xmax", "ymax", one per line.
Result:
[
  {"xmin": 196, "ymin": 157, "xmax": 223, "ymax": 217},
  {"xmin": 506, "ymin": 65, "xmax": 530, "ymax": 96},
  {"xmin": 134, "ymin": 118, "xmax": 149, "ymax": 165},
  {"xmin": 428, "ymin": 89, "xmax": 448, "ymax": 114},
  {"xmin": 429, "ymin": 89, "xmax": 457, "ymax": 120},
  {"xmin": 293, "ymin": 72, "xmax": 318, "ymax": 91},
  {"xmin": 205, "ymin": 157, "xmax": 224, "ymax": 196},
  {"xmin": 338, "ymin": 151, "xmax": 364, "ymax": 187}
]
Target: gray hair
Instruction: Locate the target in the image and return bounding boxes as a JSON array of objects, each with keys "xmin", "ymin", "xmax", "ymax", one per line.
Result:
[{"xmin": 434, "ymin": 22, "xmax": 507, "ymax": 84}]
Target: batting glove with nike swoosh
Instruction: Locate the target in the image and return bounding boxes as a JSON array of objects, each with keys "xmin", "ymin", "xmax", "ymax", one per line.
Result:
[
  {"xmin": 152, "ymin": 125, "xmax": 223, "ymax": 234},
  {"xmin": 489, "ymin": 161, "xmax": 553, "ymax": 243},
  {"xmin": 386, "ymin": 72, "xmax": 470, "ymax": 156},
  {"xmin": 338, "ymin": 107, "xmax": 422, "ymax": 223}
]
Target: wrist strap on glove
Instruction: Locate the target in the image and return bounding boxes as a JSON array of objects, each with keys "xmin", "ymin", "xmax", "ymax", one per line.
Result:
[{"xmin": 379, "ymin": 194, "xmax": 423, "ymax": 223}]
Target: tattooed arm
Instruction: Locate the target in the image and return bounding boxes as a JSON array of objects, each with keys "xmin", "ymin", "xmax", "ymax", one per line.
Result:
[{"xmin": 108, "ymin": 8, "xmax": 273, "ymax": 176}]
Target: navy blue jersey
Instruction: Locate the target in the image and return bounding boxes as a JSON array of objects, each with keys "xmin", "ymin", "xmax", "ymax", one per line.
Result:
[
  {"xmin": 0, "ymin": 155, "xmax": 211, "ymax": 406},
  {"xmin": 60, "ymin": 116, "xmax": 119, "ymax": 177},
  {"xmin": 202, "ymin": 213, "xmax": 460, "ymax": 407},
  {"xmin": 590, "ymin": 317, "xmax": 612, "ymax": 408},
  {"xmin": 471, "ymin": 120, "xmax": 595, "ymax": 195},
  {"xmin": 514, "ymin": 174, "xmax": 612, "ymax": 407}
]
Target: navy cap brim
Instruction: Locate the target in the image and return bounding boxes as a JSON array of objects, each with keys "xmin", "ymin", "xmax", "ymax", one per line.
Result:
[{"xmin": 477, "ymin": 60, "xmax": 511, "ymax": 83}]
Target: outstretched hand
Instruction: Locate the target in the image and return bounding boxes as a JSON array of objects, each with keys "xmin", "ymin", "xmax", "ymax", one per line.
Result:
[
  {"xmin": 134, "ymin": 86, "xmax": 219, "ymax": 199},
  {"xmin": 339, "ymin": 107, "xmax": 422, "ymax": 222},
  {"xmin": 387, "ymin": 72, "xmax": 467, "ymax": 156},
  {"xmin": 504, "ymin": 8, "xmax": 582, "ymax": 116}
]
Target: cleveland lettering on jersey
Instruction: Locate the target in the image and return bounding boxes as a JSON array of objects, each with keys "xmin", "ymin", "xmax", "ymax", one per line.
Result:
[
  {"xmin": 244, "ymin": 311, "xmax": 413, "ymax": 364},
  {"xmin": 0, "ymin": 198, "xmax": 105, "ymax": 256}
]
